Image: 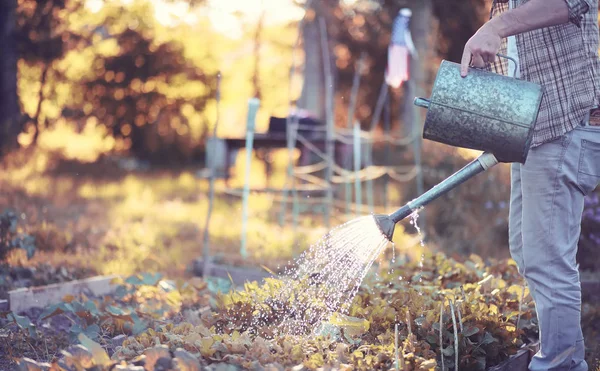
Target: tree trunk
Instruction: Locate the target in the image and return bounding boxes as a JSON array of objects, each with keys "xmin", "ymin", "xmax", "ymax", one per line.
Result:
[
  {"xmin": 252, "ymin": 9, "xmax": 265, "ymax": 100},
  {"xmin": 0, "ymin": 0, "xmax": 20, "ymax": 155},
  {"xmin": 403, "ymin": 0, "xmax": 433, "ymax": 234},
  {"xmin": 297, "ymin": 2, "xmax": 336, "ymax": 123}
]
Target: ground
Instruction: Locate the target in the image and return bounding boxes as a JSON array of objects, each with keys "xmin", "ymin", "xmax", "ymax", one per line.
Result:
[{"xmin": 0, "ymin": 148, "xmax": 598, "ymax": 370}]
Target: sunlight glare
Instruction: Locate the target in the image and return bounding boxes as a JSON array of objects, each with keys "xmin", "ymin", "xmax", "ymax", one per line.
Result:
[
  {"xmin": 206, "ymin": 0, "xmax": 305, "ymax": 39},
  {"xmin": 86, "ymin": 0, "xmax": 103, "ymax": 13}
]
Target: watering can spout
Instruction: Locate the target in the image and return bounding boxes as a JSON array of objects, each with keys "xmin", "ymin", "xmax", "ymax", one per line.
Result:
[
  {"xmin": 373, "ymin": 214, "xmax": 399, "ymax": 241},
  {"xmin": 414, "ymin": 97, "xmax": 430, "ymax": 108},
  {"xmin": 374, "ymin": 152, "xmax": 499, "ymax": 242}
]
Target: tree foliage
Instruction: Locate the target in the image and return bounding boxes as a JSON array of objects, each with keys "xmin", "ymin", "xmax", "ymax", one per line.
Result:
[{"xmin": 14, "ymin": 0, "xmax": 218, "ymax": 163}]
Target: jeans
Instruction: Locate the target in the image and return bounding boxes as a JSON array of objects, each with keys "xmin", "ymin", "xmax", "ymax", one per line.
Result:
[{"xmin": 509, "ymin": 113, "xmax": 600, "ymax": 371}]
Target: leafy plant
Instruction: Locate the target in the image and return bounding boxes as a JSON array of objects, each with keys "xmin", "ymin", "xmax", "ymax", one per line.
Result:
[
  {"xmin": 4, "ymin": 253, "xmax": 561, "ymax": 370},
  {"xmin": 34, "ymin": 272, "xmax": 210, "ymax": 343},
  {"xmin": 0, "ymin": 209, "xmax": 36, "ymax": 262}
]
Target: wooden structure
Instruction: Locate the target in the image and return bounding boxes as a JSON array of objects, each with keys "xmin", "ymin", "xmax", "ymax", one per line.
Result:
[{"xmin": 199, "ymin": 0, "xmax": 434, "ymax": 261}]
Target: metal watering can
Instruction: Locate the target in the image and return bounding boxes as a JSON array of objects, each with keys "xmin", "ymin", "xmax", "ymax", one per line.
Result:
[{"xmin": 374, "ymin": 55, "xmax": 545, "ymax": 241}]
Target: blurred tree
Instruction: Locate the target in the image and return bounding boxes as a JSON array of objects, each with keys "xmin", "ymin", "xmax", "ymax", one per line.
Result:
[
  {"xmin": 15, "ymin": 0, "xmax": 86, "ymax": 143},
  {"xmin": 252, "ymin": 8, "xmax": 266, "ymax": 100},
  {"xmin": 296, "ymin": 0, "xmax": 339, "ymax": 123},
  {"xmin": 10, "ymin": 0, "xmax": 216, "ymax": 163},
  {"xmin": 80, "ymin": 24, "xmax": 217, "ymax": 163}
]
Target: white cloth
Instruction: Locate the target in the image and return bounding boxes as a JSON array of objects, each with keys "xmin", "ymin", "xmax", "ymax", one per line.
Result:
[{"xmin": 506, "ymin": 0, "xmax": 520, "ymax": 78}]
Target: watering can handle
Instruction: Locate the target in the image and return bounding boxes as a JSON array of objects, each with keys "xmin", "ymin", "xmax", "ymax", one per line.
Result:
[
  {"xmin": 414, "ymin": 53, "xmax": 520, "ymax": 108},
  {"xmin": 474, "ymin": 53, "xmax": 518, "ymax": 78}
]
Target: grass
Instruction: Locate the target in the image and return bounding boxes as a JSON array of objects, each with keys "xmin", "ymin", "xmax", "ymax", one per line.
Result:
[{"xmin": 0, "ymin": 146, "xmax": 423, "ymax": 281}]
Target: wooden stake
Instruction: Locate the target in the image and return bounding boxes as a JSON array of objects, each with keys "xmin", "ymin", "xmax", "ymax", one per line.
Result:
[
  {"xmin": 439, "ymin": 302, "xmax": 445, "ymax": 371},
  {"xmin": 279, "ymin": 0, "xmax": 313, "ymax": 228},
  {"xmin": 345, "ymin": 54, "xmax": 365, "ymax": 216},
  {"xmin": 353, "ymin": 121, "xmax": 362, "ymax": 216},
  {"xmin": 449, "ymin": 299, "xmax": 459, "ymax": 371},
  {"xmin": 395, "ymin": 323, "xmax": 400, "ymax": 371},
  {"xmin": 202, "ymin": 72, "xmax": 221, "ymax": 278},
  {"xmin": 383, "ymin": 91, "xmax": 391, "ymax": 212},
  {"xmin": 319, "ymin": 16, "xmax": 335, "ymax": 228},
  {"xmin": 240, "ymin": 98, "xmax": 261, "ymax": 258},
  {"xmin": 456, "ymin": 301, "xmax": 464, "ymax": 333},
  {"xmin": 406, "ymin": 307, "xmax": 412, "ymax": 335}
]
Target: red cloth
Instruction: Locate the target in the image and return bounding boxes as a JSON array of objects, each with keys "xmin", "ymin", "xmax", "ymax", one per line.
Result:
[{"xmin": 385, "ymin": 44, "xmax": 410, "ymax": 89}]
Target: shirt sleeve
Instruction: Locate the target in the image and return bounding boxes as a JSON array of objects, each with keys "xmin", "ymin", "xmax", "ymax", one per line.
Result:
[{"xmin": 563, "ymin": 0, "xmax": 590, "ymax": 27}]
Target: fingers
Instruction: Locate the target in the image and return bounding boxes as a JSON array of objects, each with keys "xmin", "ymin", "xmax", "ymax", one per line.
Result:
[
  {"xmin": 482, "ymin": 51, "xmax": 496, "ymax": 64},
  {"xmin": 460, "ymin": 47, "xmax": 472, "ymax": 77},
  {"xmin": 461, "ymin": 46, "xmax": 496, "ymax": 78},
  {"xmin": 471, "ymin": 54, "xmax": 486, "ymax": 68}
]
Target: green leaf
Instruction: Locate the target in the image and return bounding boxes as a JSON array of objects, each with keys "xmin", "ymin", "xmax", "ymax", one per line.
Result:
[
  {"xmin": 39, "ymin": 302, "xmax": 74, "ymax": 321},
  {"xmin": 473, "ymin": 355, "xmax": 487, "ymax": 371},
  {"xmin": 125, "ymin": 313, "xmax": 148, "ymax": 335},
  {"xmin": 106, "ymin": 305, "xmax": 127, "ymax": 316},
  {"xmin": 426, "ymin": 334, "xmax": 438, "ymax": 345},
  {"xmin": 70, "ymin": 324, "xmax": 84, "ymax": 336},
  {"xmin": 84, "ymin": 324, "xmax": 100, "ymax": 340},
  {"xmin": 9, "ymin": 313, "xmax": 37, "ymax": 339},
  {"xmin": 480, "ymin": 332, "xmax": 498, "ymax": 345},
  {"xmin": 125, "ymin": 272, "xmax": 162, "ymax": 287},
  {"xmin": 71, "ymin": 301, "xmax": 87, "ymax": 314},
  {"xmin": 114, "ymin": 285, "xmax": 130, "ymax": 299},
  {"xmin": 84, "ymin": 300, "xmax": 99, "ymax": 315},
  {"xmin": 462, "ymin": 326, "xmax": 480, "ymax": 337},
  {"xmin": 414, "ymin": 316, "xmax": 426, "ymax": 327},
  {"xmin": 441, "ymin": 346, "xmax": 454, "ymax": 356}
]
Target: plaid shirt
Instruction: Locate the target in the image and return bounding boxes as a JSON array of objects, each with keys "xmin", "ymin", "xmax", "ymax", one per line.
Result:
[{"xmin": 488, "ymin": 0, "xmax": 600, "ymax": 147}]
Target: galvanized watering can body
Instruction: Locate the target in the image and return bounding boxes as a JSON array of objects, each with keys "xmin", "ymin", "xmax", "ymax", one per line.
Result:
[{"xmin": 416, "ymin": 56, "xmax": 545, "ymax": 164}]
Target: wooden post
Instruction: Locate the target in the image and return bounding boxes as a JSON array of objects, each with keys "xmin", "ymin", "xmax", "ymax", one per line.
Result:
[
  {"xmin": 353, "ymin": 121, "xmax": 362, "ymax": 217},
  {"xmin": 368, "ymin": 82, "xmax": 389, "ymax": 213},
  {"xmin": 383, "ymin": 91, "xmax": 392, "ymax": 212},
  {"xmin": 366, "ymin": 135, "xmax": 374, "ymax": 214},
  {"xmin": 240, "ymin": 98, "xmax": 260, "ymax": 258},
  {"xmin": 404, "ymin": 1, "xmax": 431, "ymax": 238},
  {"xmin": 345, "ymin": 54, "xmax": 365, "ymax": 216},
  {"xmin": 201, "ymin": 72, "xmax": 222, "ymax": 278},
  {"xmin": 279, "ymin": 0, "xmax": 313, "ymax": 228}
]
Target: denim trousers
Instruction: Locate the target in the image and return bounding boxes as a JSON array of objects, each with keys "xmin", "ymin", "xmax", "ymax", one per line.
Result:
[{"xmin": 509, "ymin": 113, "xmax": 600, "ymax": 371}]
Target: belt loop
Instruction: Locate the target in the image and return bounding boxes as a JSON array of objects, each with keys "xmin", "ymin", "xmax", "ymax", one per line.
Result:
[{"xmin": 589, "ymin": 107, "xmax": 600, "ymax": 127}]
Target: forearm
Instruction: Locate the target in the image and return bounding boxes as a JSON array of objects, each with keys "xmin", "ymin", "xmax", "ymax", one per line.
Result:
[{"xmin": 486, "ymin": 0, "xmax": 571, "ymax": 38}]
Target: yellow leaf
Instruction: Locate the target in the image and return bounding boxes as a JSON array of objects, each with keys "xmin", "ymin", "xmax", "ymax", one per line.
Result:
[
  {"xmin": 291, "ymin": 345, "xmax": 304, "ymax": 362},
  {"xmin": 78, "ymin": 333, "xmax": 110, "ymax": 366},
  {"xmin": 304, "ymin": 353, "xmax": 324, "ymax": 368},
  {"xmin": 199, "ymin": 337, "xmax": 216, "ymax": 358},
  {"xmin": 507, "ymin": 284, "xmax": 529, "ymax": 299},
  {"xmin": 62, "ymin": 294, "xmax": 75, "ymax": 303},
  {"xmin": 419, "ymin": 359, "xmax": 438, "ymax": 370},
  {"xmin": 327, "ymin": 313, "xmax": 370, "ymax": 337}
]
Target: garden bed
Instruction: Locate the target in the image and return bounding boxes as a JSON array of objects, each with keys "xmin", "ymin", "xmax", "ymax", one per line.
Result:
[{"xmin": 3, "ymin": 252, "xmax": 558, "ymax": 370}]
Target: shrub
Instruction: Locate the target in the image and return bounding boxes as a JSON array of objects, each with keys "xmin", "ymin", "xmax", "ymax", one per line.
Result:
[{"xmin": 0, "ymin": 209, "xmax": 36, "ymax": 262}]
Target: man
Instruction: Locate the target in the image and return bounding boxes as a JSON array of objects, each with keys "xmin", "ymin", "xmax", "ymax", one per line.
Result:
[{"xmin": 460, "ymin": 0, "xmax": 600, "ymax": 370}]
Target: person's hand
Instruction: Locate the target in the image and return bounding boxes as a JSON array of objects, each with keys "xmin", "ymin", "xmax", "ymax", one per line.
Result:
[{"xmin": 460, "ymin": 23, "xmax": 502, "ymax": 77}]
